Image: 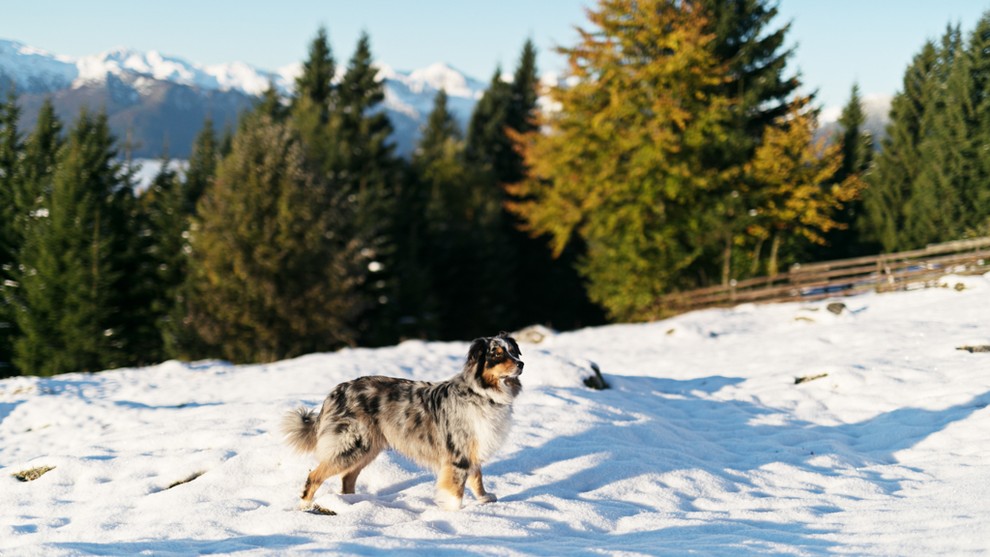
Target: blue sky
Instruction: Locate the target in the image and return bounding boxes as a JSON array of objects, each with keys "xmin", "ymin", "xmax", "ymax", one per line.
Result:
[{"xmin": 3, "ymin": 1, "xmax": 989, "ymax": 112}]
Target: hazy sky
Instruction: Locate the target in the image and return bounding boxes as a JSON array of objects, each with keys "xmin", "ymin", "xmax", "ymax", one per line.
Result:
[{"xmin": 3, "ymin": 1, "xmax": 989, "ymax": 112}]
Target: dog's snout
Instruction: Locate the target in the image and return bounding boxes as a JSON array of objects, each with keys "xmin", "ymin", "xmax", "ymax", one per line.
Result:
[{"xmin": 517, "ymin": 361, "xmax": 524, "ymax": 373}]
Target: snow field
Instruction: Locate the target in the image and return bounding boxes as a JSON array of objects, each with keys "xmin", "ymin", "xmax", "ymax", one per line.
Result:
[{"xmin": 2, "ymin": 273, "xmax": 989, "ymax": 555}]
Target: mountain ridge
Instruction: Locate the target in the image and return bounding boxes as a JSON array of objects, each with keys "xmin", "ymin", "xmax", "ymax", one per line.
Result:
[{"xmin": 0, "ymin": 38, "xmax": 486, "ymax": 158}]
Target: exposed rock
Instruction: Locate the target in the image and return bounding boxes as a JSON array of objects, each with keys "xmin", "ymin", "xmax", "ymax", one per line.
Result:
[
  {"xmin": 583, "ymin": 361, "xmax": 609, "ymax": 390},
  {"xmin": 794, "ymin": 373, "xmax": 828, "ymax": 385},
  {"xmin": 826, "ymin": 302, "xmax": 847, "ymax": 315},
  {"xmin": 13, "ymin": 465, "xmax": 55, "ymax": 482},
  {"xmin": 513, "ymin": 324, "xmax": 556, "ymax": 345}
]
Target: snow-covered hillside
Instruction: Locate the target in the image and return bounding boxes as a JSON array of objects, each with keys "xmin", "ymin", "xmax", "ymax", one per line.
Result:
[{"xmin": 3, "ymin": 273, "xmax": 990, "ymax": 555}]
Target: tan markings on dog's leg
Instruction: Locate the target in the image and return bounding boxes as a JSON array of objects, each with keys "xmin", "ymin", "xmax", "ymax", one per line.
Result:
[
  {"xmin": 301, "ymin": 460, "xmax": 339, "ymax": 505},
  {"xmin": 467, "ymin": 467, "xmax": 496, "ymax": 502},
  {"xmin": 436, "ymin": 463, "xmax": 467, "ymax": 510}
]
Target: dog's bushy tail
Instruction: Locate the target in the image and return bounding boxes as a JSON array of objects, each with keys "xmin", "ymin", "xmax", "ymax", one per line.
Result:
[{"xmin": 282, "ymin": 407, "xmax": 319, "ymax": 453}]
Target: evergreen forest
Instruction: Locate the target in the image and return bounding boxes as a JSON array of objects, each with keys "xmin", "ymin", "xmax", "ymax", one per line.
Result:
[{"xmin": 3, "ymin": 0, "xmax": 990, "ymax": 376}]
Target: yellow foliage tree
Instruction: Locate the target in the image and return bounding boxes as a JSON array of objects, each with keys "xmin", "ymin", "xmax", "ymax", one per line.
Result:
[
  {"xmin": 747, "ymin": 104, "xmax": 864, "ymax": 275},
  {"xmin": 507, "ymin": 0, "xmax": 736, "ymax": 320}
]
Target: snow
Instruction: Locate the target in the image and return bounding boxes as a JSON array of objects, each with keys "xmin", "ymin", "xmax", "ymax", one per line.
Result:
[
  {"xmin": 0, "ymin": 39, "xmax": 77, "ymax": 91},
  {"xmin": 127, "ymin": 159, "xmax": 189, "ymax": 194},
  {"xmin": 3, "ymin": 273, "xmax": 990, "ymax": 555},
  {"xmin": 1, "ymin": 38, "xmax": 484, "ymax": 156}
]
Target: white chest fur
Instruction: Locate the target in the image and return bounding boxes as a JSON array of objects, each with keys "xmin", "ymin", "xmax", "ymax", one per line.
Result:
[{"xmin": 464, "ymin": 402, "xmax": 513, "ymax": 462}]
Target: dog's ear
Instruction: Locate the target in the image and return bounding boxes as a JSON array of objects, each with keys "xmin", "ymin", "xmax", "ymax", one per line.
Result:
[
  {"xmin": 497, "ymin": 331, "xmax": 521, "ymax": 356},
  {"xmin": 467, "ymin": 337, "xmax": 489, "ymax": 367},
  {"xmin": 506, "ymin": 335, "xmax": 521, "ymax": 356}
]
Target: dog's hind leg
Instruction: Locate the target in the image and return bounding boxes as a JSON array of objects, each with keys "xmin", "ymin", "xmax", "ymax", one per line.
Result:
[
  {"xmin": 300, "ymin": 460, "xmax": 343, "ymax": 511},
  {"xmin": 340, "ymin": 447, "xmax": 381, "ymax": 494}
]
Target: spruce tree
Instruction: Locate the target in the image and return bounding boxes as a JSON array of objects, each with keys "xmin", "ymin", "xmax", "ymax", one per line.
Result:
[
  {"xmin": 965, "ymin": 13, "xmax": 990, "ymax": 233},
  {"xmin": 0, "ymin": 91, "xmax": 22, "ymax": 271},
  {"xmin": 0, "ymin": 91, "xmax": 23, "ymax": 375},
  {"xmin": 255, "ymin": 81, "xmax": 288, "ymax": 122},
  {"xmin": 184, "ymin": 117, "xmax": 218, "ymax": 214},
  {"xmin": 20, "ymin": 99, "xmax": 63, "ymax": 212},
  {"xmin": 292, "ymin": 27, "xmax": 337, "ymax": 170},
  {"xmin": 703, "ymin": 0, "xmax": 802, "ymax": 142},
  {"xmin": 404, "ymin": 89, "xmax": 467, "ymax": 338},
  {"xmin": 905, "ymin": 26, "xmax": 969, "ymax": 247},
  {"xmin": 818, "ymin": 83, "xmax": 875, "ymax": 259},
  {"xmin": 465, "ymin": 66, "xmax": 513, "ymax": 178},
  {"xmin": 331, "ymin": 32, "xmax": 400, "ymax": 345},
  {"xmin": 295, "ymin": 26, "xmax": 336, "ymax": 113},
  {"xmin": 862, "ymin": 41, "xmax": 938, "ymax": 251},
  {"xmin": 186, "ymin": 115, "xmax": 365, "ymax": 363},
  {"xmin": 133, "ymin": 158, "xmax": 188, "ymax": 362},
  {"xmin": 2, "ymin": 99, "xmax": 63, "ymax": 375},
  {"xmin": 13, "ymin": 110, "xmax": 128, "ymax": 375}
]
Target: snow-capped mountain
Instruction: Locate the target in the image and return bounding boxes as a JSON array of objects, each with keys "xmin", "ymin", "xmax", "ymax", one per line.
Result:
[{"xmin": 0, "ymin": 38, "xmax": 486, "ymax": 158}]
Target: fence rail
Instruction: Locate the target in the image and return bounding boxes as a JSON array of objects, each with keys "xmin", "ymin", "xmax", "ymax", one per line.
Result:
[{"xmin": 656, "ymin": 236, "xmax": 990, "ymax": 314}]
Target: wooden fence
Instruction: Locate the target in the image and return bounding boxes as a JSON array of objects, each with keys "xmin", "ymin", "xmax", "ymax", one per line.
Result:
[{"xmin": 655, "ymin": 236, "xmax": 990, "ymax": 315}]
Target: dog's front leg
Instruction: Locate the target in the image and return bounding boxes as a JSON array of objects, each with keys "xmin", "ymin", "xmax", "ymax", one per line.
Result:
[
  {"xmin": 467, "ymin": 466, "xmax": 497, "ymax": 503},
  {"xmin": 436, "ymin": 462, "xmax": 468, "ymax": 510}
]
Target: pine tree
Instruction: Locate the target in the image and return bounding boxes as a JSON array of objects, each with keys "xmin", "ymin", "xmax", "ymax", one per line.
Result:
[
  {"xmin": 0, "ymin": 91, "xmax": 23, "ymax": 375},
  {"xmin": 904, "ymin": 26, "xmax": 970, "ymax": 247},
  {"xmin": 13, "ymin": 110, "xmax": 128, "ymax": 375},
  {"xmin": 507, "ymin": 40, "xmax": 539, "ymax": 140},
  {"xmin": 295, "ymin": 26, "xmax": 336, "ymax": 113},
  {"xmin": 186, "ymin": 115, "xmax": 366, "ymax": 363},
  {"xmin": 964, "ymin": 12, "xmax": 990, "ymax": 234},
  {"xmin": 703, "ymin": 0, "xmax": 802, "ymax": 143},
  {"xmin": 133, "ymin": 157, "xmax": 188, "ymax": 362},
  {"xmin": 862, "ymin": 41, "xmax": 938, "ymax": 251},
  {"xmin": 465, "ymin": 67, "xmax": 513, "ymax": 178},
  {"xmin": 2, "ymin": 99, "xmax": 63, "ymax": 375},
  {"xmin": 818, "ymin": 83, "xmax": 875, "ymax": 259},
  {"xmin": 255, "ymin": 81, "xmax": 288, "ymax": 122},
  {"xmin": 292, "ymin": 27, "xmax": 337, "ymax": 171},
  {"xmin": 20, "ymin": 99, "xmax": 63, "ymax": 211},
  {"xmin": 107, "ymin": 157, "xmax": 162, "ymax": 366},
  {"xmin": 508, "ymin": 0, "xmax": 734, "ymax": 321},
  {"xmin": 0, "ymin": 91, "xmax": 22, "ymax": 271},
  {"xmin": 330, "ymin": 32, "xmax": 400, "ymax": 345},
  {"xmin": 184, "ymin": 118, "xmax": 218, "ymax": 214},
  {"xmin": 403, "ymin": 89, "xmax": 468, "ymax": 338}
]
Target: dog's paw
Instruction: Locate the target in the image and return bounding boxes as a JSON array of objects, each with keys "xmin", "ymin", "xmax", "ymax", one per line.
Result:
[
  {"xmin": 301, "ymin": 501, "xmax": 336, "ymax": 515},
  {"xmin": 435, "ymin": 490, "xmax": 463, "ymax": 511},
  {"xmin": 477, "ymin": 493, "xmax": 497, "ymax": 503},
  {"xmin": 299, "ymin": 500, "xmax": 336, "ymax": 515}
]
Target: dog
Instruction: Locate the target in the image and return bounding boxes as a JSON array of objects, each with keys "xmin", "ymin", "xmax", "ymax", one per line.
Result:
[{"xmin": 282, "ymin": 333, "xmax": 523, "ymax": 512}]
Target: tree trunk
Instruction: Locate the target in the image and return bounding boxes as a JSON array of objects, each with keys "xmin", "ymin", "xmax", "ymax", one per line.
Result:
[{"xmin": 768, "ymin": 232, "xmax": 781, "ymax": 277}]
